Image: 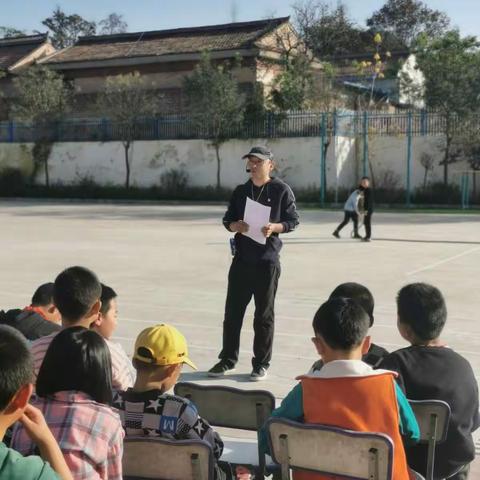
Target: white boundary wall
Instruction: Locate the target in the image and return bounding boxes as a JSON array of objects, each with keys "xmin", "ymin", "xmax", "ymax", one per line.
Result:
[{"xmin": 0, "ymin": 136, "xmax": 470, "ymax": 190}]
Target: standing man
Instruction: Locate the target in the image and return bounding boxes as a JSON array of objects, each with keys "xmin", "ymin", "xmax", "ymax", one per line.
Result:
[
  {"xmin": 208, "ymin": 146, "xmax": 299, "ymax": 381},
  {"xmin": 360, "ymin": 176, "xmax": 374, "ymax": 241}
]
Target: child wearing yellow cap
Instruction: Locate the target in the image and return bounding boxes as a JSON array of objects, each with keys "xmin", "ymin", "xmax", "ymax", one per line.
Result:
[{"xmin": 112, "ymin": 324, "xmax": 230, "ymax": 479}]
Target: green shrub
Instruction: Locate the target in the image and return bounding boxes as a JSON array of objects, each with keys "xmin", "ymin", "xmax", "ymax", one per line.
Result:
[
  {"xmin": 160, "ymin": 168, "xmax": 189, "ymax": 194},
  {"xmin": 0, "ymin": 168, "xmax": 27, "ymax": 196},
  {"xmin": 413, "ymin": 182, "xmax": 461, "ymax": 204}
]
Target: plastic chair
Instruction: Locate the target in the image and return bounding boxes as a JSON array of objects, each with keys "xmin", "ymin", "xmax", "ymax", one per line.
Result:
[
  {"xmin": 409, "ymin": 399, "xmax": 451, "ymax": 480},
  {"xmin": 267, "ymin": 418, "xmax": 394, "ymax": 480},
  {"xmin": 174, "ymin": 382, "xmax": 275, "ymax": 479},
  {"xmin": 123, "ymin": 436, "xmax": 214, "ymax": 480}
]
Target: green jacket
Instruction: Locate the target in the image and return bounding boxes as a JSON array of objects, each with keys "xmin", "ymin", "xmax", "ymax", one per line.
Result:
[{"xmin": 0, "ymin": 442, "xmax": 60, "ymax": 480}]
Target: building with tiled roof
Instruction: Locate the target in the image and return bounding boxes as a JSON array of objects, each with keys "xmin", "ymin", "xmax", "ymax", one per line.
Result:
[
  {"xmin": 41, "ymin": 17, "xmax": 320, "ymax": 116},
  {"xmin": 0, "ymin": 34, "xmax": 55, "ymax": 118},
  {"xmin": 0, "ymin": 33, "xmax": 54, "ymax": 72}
]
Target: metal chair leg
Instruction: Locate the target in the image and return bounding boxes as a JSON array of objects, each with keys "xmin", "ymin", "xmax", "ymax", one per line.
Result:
[
  {"xmin": 279, "ymin": 434, "xmax": 290, "ymax": 480},
  {"xmin": 256, "ymin": 402, "xmax": 266, "ymax": 480},
  {"xmin": 191, "ymin": 453, "xmax": 204, "ymax": 480},
  {"xmin": 426, "ymin": 414, "xmax": 438, "ymax": 480},
  {"xmin": 368, "ymin": 447, "xmax": 379, "ymax": 480}
]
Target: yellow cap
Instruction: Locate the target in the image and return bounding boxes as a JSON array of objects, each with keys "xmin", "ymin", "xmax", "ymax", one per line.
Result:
[{"xmin": 133, "ymin": 324, "xmax": 197, "ymax": 370}]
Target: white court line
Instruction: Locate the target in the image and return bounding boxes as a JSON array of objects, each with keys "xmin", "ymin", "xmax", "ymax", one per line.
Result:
[
  {"xmin": 0, "ymin": 288, "xmax": 473, "ymax": 323},
  {"xmin": 121, "ymin": 317, "xmax": 398, "ymax": 340},
  {"xmin": 121, "ymin": 319, "xmax": 312, "ymax": 339},
  {"xmin": 120, "ymin": 315, "xmax": 480, "ymax": 338},
  {"xmin": 113, "ymin": 335, "xmax": 316, "ymax": 361},
  {"xmin": 407, "ymin": 246, "xmax": 480, "ymax": 276},
  {"xmin": 114, "ymin": 331, "xmax": 480, "ymax": 358}
]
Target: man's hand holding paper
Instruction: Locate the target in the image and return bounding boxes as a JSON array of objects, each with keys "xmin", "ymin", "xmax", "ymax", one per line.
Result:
[{"xmin": 242, "ymin": 197, "xmax": 271, "ymax": 245}]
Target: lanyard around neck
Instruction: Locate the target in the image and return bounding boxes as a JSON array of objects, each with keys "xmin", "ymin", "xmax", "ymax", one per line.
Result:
[{"xmin": 251, "ymin": 182, "xmax": 267, "ymax": 202}]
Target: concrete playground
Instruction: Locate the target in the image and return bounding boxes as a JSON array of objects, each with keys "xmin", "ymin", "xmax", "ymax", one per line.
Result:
[{"xmin": 0, "ymin": 200, "xmax": 479, "ymax": 470}]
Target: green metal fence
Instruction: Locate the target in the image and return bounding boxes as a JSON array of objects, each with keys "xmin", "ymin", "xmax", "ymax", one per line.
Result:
[
  {"xmin": 0, "ymin": 111, "xmax": 478, "ymax": 143},
  {"xmin": 0, "ymin": 110, "xmax": 478, "ymax": 208}
]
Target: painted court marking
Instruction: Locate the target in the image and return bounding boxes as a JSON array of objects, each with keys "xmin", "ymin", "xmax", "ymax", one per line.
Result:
[{"xmin": 406, "ymin": 246, "xmax": 480, "ymax": 276}]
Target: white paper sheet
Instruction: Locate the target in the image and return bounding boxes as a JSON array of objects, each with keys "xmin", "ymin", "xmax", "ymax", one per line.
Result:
[{"xmin": 243, "ymin": 197, "xmax": 271, "ymax": 245}]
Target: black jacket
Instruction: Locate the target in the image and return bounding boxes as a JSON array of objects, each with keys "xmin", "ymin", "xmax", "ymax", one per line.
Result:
[
  {"xmin": 0, "ymin": 309, "xmax": 61, "ymax": 341},
  {"xmin": 223, "ymin": 177, "xmax": 299, "ymax": 264},
  {"xmin": 379, "ymin": 346, "xmax": 479, "ymax": 478},
  {"xmin": 363, "ymin": 187, "xmax": 374, "ymax": 213}
]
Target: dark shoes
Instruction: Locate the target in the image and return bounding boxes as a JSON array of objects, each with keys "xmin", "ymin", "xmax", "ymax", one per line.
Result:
[
  {"xmin": 250, "ymin": 366, "xmax": 268, "ymax": 381},
  {"xmin": 208, "ymin": 361, "xmax": 235, "ymax": 377},
  {"xmin": 332, "ymin": 231, "xmax": 340, "ymax": 239},
  {"xmin": 362, "ymin": 237, "xmax": 371, "ymax": 242},
  {"xmin": 208, "ymin": 362, "xmax": 268, "ymax": 381},
  {"xmin": 353, "ymin": 234, "xmax": 362, "ymax": 239}
]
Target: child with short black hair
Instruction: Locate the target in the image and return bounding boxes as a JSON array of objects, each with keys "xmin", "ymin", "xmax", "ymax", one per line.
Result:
[
  {"xmin": 330, "ymin": 282, "xmax": 388, "ymax": 365},
  {"xmin": 310, "ymin": 282, "xmax": 388, "ymax": 371},
  {"xmin": 260, "ymin": 297, "xmax": 420, "ymax": 479},
  {"xmin": 0, "ymin": 282, "xmax": 61, "ymax": 341},
  {"xmin": 0, "ymin": 325, "xmax": 72, "ymax": 480},
  {"xmin": 114, "ymin": 324, "xmax": 229, "ymax": 479},
  {"xmin": 92, "ymin": 284, "xmax": 118, "ymax": 340},
  {"xmin": 92, "ymin": 284, "xmax": 135, "ymax": 386},
  {"xmin": 380, "ymin": 283, "xmax": 479, "ymax": 480},
  {"xmin": 31, "ymin": 267, "xmax": 133, "ymax": 391}
]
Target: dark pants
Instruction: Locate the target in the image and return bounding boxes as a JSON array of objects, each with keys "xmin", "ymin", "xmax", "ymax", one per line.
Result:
[
  {"xmin": 364, "ymin": 211, "xmax": 373, "ymax": 239},
  {"xmin": 219, "ymin": 258, "xmax": 281, "ymax": 370},
  {"xmin": 335, "ymin": 210, "xmax": 358, "ymax": 236}
]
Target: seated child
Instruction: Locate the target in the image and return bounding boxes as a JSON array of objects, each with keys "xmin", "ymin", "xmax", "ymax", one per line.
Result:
[
  {"xmin": 91, "ymin": 283, "xmax": 135, "ymax": 385},
  {"xmin": 0, "ymin": 325, "xmax": 72, "ymax": 480},
  {"xmin": 0, "ymin": 282, "xmax": 61, "ymax": 341},
  {"xmin": 260, "ymin": 297, "xmax": 420, "ymax": 480},
  {"xmin": 113, "ymin": 324, "xmax": 228, "ymax": 480},
  {"xmin": 310, "ymin": 282, "xmax": 388, "ymax": 371},
  {"xmin": 31, "ymin": 266, "xmax": 133, "ymax": 391},
  {"xmin": 379, "ymin": 283, "xmax": 479, "ymax": 480},
  {"xmin": 12, "ymin": 327, "xmax": 124, "ymax": 480}
]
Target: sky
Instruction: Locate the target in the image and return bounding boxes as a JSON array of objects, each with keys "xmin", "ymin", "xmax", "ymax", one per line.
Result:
[{"xmin": 1, "ymin": 0, "xmax": 478, "ymax": 38}]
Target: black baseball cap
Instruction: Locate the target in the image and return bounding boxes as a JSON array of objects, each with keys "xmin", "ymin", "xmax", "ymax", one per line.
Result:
[{"xmin": 242, "ymin": 146, "xmax": 273, "ymax": 161}]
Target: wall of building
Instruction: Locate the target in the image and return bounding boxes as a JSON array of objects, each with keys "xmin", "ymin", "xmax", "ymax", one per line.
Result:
[
  {"xmin": 71, "ymin": 64, "xmax": 257, "ymax": 95},
  {"xmin": 0, "ymin": 135, "xmax": 469, "ymax": 193}
]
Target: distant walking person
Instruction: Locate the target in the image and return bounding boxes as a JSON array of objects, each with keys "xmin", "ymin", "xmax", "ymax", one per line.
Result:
[
  {"xmin": 333, "ymin": 187, "xmax": 363, "ymax": 239},
  {"xmin": 360, "ymin": 176, "xmax": 374, "ymax": 242},
  {"xmin": 208, "ymin": 146, "xmax": 299, "ymax": 381}
]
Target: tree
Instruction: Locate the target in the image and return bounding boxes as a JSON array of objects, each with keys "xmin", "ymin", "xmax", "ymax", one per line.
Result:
[
  {"xmin": 263, "ymin": 15, "xmax": 320, "ymax": 111},
  {"xmin": 42, "ymin": 7, "xmax": 96, "ymax": 49},
  {"xmin": 270, "ymin": 53, "xmax": 315, "ymax": 111},
  {"xmin": 0, "ymin": 26, "xmax": 27, "ymax": 38},
  {"xmin": 451, "ymin": 120, "xmax": 480, "ymax": 195},
  {"xmin": 13, "ymin": 65, "xmax": 71, "ymax": 187},
  {"xmin": 184, "ymin": 52, "xmax": 245, "ymax": 190},
  {"xmin": 412, "ymin": 31, "xmax": 480, "ymax": 184},
  {"xmin": 354, "ymin": 32, "xmax": 392, "ymax": 108},
  {"xmin": 99, "ymin": 13, "xmax": 128, "ymax": 35},
  {"xmin": 367, "ymin": 0, "xmax": 450, "ymax": 47},
  {"xmin": 293, "ymin": 0, "xmax": 365, "ymax": 57},
  {"xmin": 419, "ymin": 152, "xmax": 434, "ymax": 189},
  {"xmin": 98, "ymin": 72, "xmax": 158, "ymax": 189}
]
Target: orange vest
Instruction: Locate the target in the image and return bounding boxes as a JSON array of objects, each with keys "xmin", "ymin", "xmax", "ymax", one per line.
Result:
[{"xmin": 293, "ymin": 373, "xmax": 411, "ymax": 480}]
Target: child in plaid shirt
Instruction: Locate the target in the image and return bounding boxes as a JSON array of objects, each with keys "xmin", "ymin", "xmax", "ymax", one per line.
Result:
[
  {"xmin": 12, "ymin": 327, "xmax": 124, "ymax": 480},
  {"xmin": 0, "ymin": 325, "xmax": 72, "ymax": 480}
]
